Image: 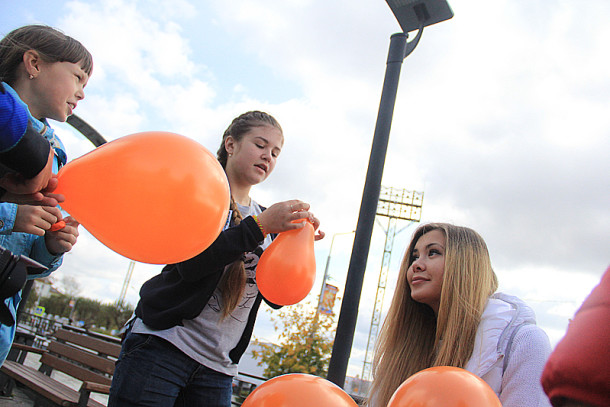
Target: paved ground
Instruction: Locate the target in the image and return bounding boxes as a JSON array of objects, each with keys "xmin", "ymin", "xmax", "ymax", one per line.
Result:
[{"xmin": 0, "ymin": 385, "xmax": 33, "ymax": 407}]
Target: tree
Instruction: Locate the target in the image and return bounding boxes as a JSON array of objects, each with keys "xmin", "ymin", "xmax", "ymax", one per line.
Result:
[
  {"xmin": 252, "ymin": 302, "xmax": 336, "ymax": 378},
  {"xmin": 34, "ymin": 292, "xmax": 133, "ymax": 334},
  {"xmin": 57, "ymin": 275, "xmax": 81, "ymax": 299}
]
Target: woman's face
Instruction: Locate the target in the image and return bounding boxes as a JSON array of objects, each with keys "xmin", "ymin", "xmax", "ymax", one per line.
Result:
[
  {"xmin": 407, "ymin": 229, "xmax": 446, "ymax": 314},
  {"xmin": 224, "ymin": 124, "xmax": 283, "ymax": 188}
]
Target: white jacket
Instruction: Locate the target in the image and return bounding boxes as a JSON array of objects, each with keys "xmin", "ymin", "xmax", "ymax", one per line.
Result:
[{"xmin": 465, "ymin": 293, "xmax": 552, "ymax": 407}]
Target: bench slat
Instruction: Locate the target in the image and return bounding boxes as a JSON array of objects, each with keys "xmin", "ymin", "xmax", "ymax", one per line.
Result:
[
  {"xmin": 54, "ymin": 329, "xmax": 121, "ymax": 358},
  {"xmin": 48, "ymin": 340, "xmax": 115, "ymax": 375},
  {"xmin": 1, "ymin": 328, "xmax": 121, "ymax": 406},
  {"xmin": 2, "ymin": 360, "xmax": 105, "ymax": 407},
  {"xmin": 40, "ymin": 353, "xmax": 112, "ymax": 386}
]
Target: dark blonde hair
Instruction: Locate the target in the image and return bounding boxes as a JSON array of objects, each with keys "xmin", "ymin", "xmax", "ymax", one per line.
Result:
[
  {"xmin": 216, "ymin": 111, "xmax": 282, "ymax": 317},
  {"xmin": 367, "ymin": 223, "xmax": 498, "ymax": 407},
  {"xmin": 0, "ymin": 25, "xmax": 93, "ymax": 84}
]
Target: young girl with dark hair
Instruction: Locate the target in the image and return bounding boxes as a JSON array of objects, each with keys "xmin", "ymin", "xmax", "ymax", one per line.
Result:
[{"xmin": 0, "ymin": 24, "xmax": 90, "ymax": 365}]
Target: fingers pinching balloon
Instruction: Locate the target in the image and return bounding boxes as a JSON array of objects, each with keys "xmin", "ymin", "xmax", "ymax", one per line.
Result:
[
  {"xmin": 387, "ymin": 366, "xmax": 502, "ymax": 407},
  {"xmin": 256, "ymin": 220, "xmax": 316, "ymax": 305},
  {"xmin": 241, "ymin": 373, "xmax": 358, "ymax": 407},
  {"xmin": 54, "ymin": 131, "xmax": 230, "ymax": 264}
]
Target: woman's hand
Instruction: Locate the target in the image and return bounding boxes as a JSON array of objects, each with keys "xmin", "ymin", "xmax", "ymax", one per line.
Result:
[
  {"xmin": 44, "ymin": 216, "xmax": 79, "ymax": 255},
  {"xmin": 14, "ymin": 204, "xmax": 63, "ymax": 236},
  {"xmin": 257, "ymin": 199, "xmax": 325, "ymax": 240}
]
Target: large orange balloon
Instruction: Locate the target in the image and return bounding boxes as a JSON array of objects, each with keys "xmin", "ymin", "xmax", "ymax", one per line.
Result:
[
  {"xmin": 241, "ymin": 374, "xmax": 358, "ymax": 407},
  {"xmin": 256, "ymin": 221, "xmax": 316, "ymax": 305},
  {"xmin": 55, "ymin": 131, "xmax": 230, "ymax": 264},
  {"xmin": 387, "ymin": 366, "xmax": 502, "ymax": 407}
]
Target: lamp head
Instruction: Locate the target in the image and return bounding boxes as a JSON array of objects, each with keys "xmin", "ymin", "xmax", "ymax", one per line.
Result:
[{"xmin": 386, "ymin": 0, "xmax": 454, "ymax": 33}]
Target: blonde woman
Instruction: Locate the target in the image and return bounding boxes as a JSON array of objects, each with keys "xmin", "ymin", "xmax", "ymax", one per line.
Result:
[{"xmin": 367, "ymin": 223, "xmax": 552, "ymax": 407}]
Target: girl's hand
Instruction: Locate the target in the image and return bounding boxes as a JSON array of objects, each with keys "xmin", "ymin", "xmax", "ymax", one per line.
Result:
[
  {"xmin": 257, "ymin": 199, "xmax": 325, "ymax": 240},
  {"xmin": 44, "ymin": 216, "xmax": 79, "ymax": 255},
  {"xmin": 14, "ymin": 205, "xmax": 63, "ymax": 236},
  {"xmin": 1, "ymin": 176, "xmax": 65, "ymax": 207}
]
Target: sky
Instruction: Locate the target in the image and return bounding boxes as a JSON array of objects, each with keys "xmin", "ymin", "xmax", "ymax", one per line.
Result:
[{"xmin": 2, "ymin": 0, "xmax": 609, "ymax": 380}]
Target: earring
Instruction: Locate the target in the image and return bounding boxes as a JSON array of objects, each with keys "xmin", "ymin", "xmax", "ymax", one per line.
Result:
[
  {"xmin": 29, "ymin": 74, "xmax": 34, "ymax": 80},
  {"xmin": 228, "ymin": 153, "xmax": 233, "ymax": 157}
]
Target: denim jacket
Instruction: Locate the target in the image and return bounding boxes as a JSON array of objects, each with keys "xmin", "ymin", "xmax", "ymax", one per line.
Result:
[{"xmin": 0, "ymin": 83, "xmax": 67, "ymax": 366}]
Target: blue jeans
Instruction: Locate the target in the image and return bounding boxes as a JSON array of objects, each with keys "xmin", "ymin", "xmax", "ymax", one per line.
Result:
[{"xmin": 108, "ymin": 332, "xmax": 233, "ymax": 407}]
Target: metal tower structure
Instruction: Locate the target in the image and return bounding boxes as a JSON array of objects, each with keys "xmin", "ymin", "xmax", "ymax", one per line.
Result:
[
  {"xmin": 361, "ymin": 186, "xmax": 423, "ymax": 381},
  {"xmin": 116, "ymin": 261, "xmax": 136, "ymax": 308}
]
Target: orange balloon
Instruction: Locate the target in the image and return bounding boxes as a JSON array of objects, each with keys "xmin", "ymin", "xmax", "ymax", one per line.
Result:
[
  {"xmin": 241, "ymin": 373, "xmax": 358, "ymax": 407},
  {"xmin": 55, "ymin": 131, "xmax": 230, "ymax": 264},
  {"xmin": 388, "ymin": 366, "xmax": 502, "ymax": 407},
  {"xmin": 256, "ymin": 221, "xmax": 316, "ymax": 305}
]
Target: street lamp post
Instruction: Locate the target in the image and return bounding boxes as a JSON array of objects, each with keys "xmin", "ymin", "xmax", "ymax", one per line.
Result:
[
  {"xmin": 315, "ymin": 231, "xmax": 355, "ymax": 318},
  {"xmin": 326, "ymin": 0, "xmax": 453, "ymax": 388}
]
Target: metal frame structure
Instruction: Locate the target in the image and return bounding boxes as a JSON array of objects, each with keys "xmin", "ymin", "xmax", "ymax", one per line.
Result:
[{"xmin": 361, "ymin": 186, "xmax": 423, "ymax": 381}]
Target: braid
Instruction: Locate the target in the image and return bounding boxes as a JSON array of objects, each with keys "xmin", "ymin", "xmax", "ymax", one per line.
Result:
[{"xmin": 219, "ymin": 198, "xmax": 247, "ymax": 318}]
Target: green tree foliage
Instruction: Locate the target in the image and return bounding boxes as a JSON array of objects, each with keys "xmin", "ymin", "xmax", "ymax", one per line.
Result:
[
  {"xmin": 38, "ymin": 293, "xmax": 70, "ymax": 316},
  {"xmin": 35, "ymin": 291, "xmax": 133, "ymax": 334},
  {"xmin": 252, "ymin": 302, "xmax": 336, "ymax": 379}
]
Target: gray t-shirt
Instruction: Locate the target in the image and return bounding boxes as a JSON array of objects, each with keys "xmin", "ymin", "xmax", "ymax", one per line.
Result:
[{"xmin": 132, "ymin": 200, "xmax": 271, "ymax": 376}]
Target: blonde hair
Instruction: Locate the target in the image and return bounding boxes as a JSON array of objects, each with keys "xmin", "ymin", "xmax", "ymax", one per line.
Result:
[
  {"xmin": 367, "ymin": 223, "xmax": 498, "ymax": 407},
  {"xmin": 216, "ymin": 111, "xmax": 282, "ymax": 317}
]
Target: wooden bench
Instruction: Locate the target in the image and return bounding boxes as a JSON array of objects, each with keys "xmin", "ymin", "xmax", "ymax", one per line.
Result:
[{"xmin": 0, "ymin": 327, "xmax": 122, "ymax": 407}]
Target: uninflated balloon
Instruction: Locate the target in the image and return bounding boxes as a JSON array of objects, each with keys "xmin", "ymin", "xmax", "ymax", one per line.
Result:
[{"xmin": 54, "ymin": 131, "xmax": 230, "ymax": 264}]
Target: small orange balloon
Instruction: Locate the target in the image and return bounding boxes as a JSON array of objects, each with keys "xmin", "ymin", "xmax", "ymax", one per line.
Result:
[
  {"xmin": 50, "ymin": 220, "xmax": 65, "ymax": 231},
  {"xmin": 256, "ymin": 221, "xmax": 316, "ymax": 305},
  {"xmin": 241, "ymin": 373, "xmax": 358, "ymax": 407},
  {"xmin": 54, "ymin": 131, "xmax": 230, "ymax": 264},
  {"xmin": 388, "ymin": 366, "xmax": 502, "ymax": 407}
]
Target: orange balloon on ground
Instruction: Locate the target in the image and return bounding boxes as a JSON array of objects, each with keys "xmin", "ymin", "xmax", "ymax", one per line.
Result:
[
  {"xmin": 256, "ymin": 221, "xmax": 316, "ymax": 305},
  {"xmin": 388, "ymin": 366, "xmax": 502, "ymax": 407},
  {"xmin": 241, "ymin": 373, "xmax": 358, "ymax": 407},
  {"xmin": 55, "ymin": 131, "xmax": 230, "ymax": 264}
]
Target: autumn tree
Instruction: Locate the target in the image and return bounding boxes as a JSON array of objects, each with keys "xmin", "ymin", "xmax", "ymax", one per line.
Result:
[{"xmin": 252, "ymin": 302, "xmax": 336, "ymax": 379}]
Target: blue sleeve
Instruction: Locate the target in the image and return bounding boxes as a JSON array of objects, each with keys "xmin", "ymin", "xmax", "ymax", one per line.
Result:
[
  {"xmin": 28, "ymin": 236, "xmax": 63, "ymax": 278},
  {"xmin": 0, "ymin": 202, "xmax": 17, "ymax": 235},
  {"xmin": 0, "ymin": 84, "xmax": 28, "ymax": 152},
  {"xmin": 0, "ymin": 84, "xmax": 51, "ymax": 178}
]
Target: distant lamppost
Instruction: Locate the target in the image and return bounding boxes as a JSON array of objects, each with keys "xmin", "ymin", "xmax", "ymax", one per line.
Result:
[
  {"xmin": 315, "ymin": 231, "xmax": 355, "ymax": 318},
  {"xmin": 326, "ymin": 0, "xmax": 453, "ymax": 388}
]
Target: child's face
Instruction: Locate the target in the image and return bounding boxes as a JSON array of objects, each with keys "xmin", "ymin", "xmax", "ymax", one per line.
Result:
[
  {"xmin": 225, "ymin": 124, "xmax": 283, "ymax": 187},
  {"xmin": 407, "ymin": 229, "xmax": 446, "ymax": 315},
  {"xmin": 29, "ymin": 60, "xmax": 89, "ymax": 122}
]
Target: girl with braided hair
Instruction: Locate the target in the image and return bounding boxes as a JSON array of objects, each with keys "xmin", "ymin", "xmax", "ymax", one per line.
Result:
[{"xmin": 109, "ymin": 111, "xmax": 324, "ymax": 407}]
